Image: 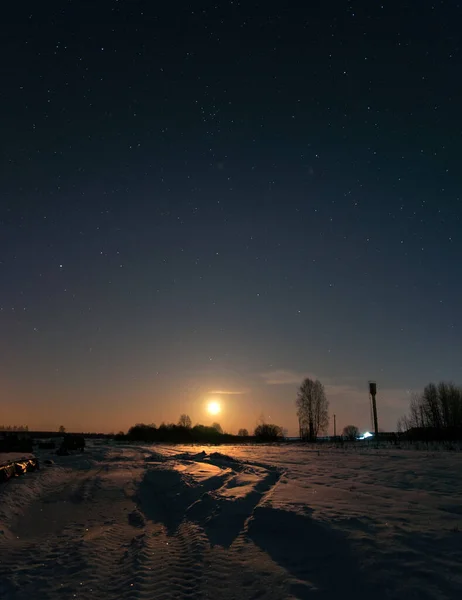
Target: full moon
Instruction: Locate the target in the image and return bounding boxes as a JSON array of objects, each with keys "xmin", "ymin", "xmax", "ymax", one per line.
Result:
[{"xmin": 207, "ymin": 401, "xmax": 221, "ymax": 415}]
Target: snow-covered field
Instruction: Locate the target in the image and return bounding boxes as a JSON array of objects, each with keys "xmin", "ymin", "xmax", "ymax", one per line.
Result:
[{"xmin": 1, "ymin": 443, "xmax": 461, "ymax": 599}]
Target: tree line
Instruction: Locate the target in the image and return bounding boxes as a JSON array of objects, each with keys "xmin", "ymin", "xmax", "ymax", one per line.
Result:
[
  {"xmin": 14, "ymin": 378, "xmax": 460, "ymax": 447},
  {"xmin": 120, "ymin": 377, "xmax": 352, "ymax": 445},
  {"xmin": 295, "ymin": 377, "xmax": 462, "ymax": 442},
  {"xmin": 117, "ymin": 415, "xmax": 284, "ymax": 444},
  {"xmin": 397, "ymin": 381, "xmax": 462, "ymax": 441}
]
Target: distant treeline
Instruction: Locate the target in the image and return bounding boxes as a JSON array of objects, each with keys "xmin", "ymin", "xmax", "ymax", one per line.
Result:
[
  {"xmin": 0, "ymin": 435, "xmax": 33, "ymax": 454},
  {"xmin": 0, "ymin": 423, "xmax": 285, "ymax": 449},
  {"xmin": 398, "ymin": 382, "xmax": 462, "ymax": 441},
  {"xmin": 115, "ymin": 421, "xmax": 284, "ymax": 444}
]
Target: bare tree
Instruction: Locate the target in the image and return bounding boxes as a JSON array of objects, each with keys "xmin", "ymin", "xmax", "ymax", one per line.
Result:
[
  {"xmin": 342, "ymin": 425, "xmax": 359, "ymax": 441},
  {"xmin": 212, "ymin": 422, "xmax": 223, "ymax": 434},
  {"xmin": 296, "ymin": 378, "xmax": 329, "ymax": 441},
  {"xmin": 422, "ymin": 383, "xmax": 441, "ymax": 429},
  {"xmin": 178, "ymin": 414, "xmax": 192, "ymax": 429},
  {"xmin": 398, "ymin": 381, "xmax": 462, "ymax": 438},
  {"xmin": 238, "ymin": 428, "xmax": 249, "ymax": 437}
]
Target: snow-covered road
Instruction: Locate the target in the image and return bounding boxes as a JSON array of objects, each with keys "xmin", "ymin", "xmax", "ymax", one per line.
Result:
[{"xmin": 1, "ymin": 443, "xmax": 461, "ymax": 599}]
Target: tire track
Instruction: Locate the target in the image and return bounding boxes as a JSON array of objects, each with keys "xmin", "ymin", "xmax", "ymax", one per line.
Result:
[
  {"xmin": 0, "ymin": 465, "xmax": 133, "ymax": 600},
  {"xmin": 0, "ymin": 526, "xmax": 92, "ymax": 600},
  {"xmin": 1, "ymin": 445, "xmax": 289, "ymax": 600}
]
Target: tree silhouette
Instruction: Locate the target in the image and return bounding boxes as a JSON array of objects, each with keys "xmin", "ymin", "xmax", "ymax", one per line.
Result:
[
  {"xmin": 398, "ymin": 381, "xmax": 462, "ymax": 440},
  {"xmin": 342, "ymin": 425, "xmax": 359, "ymax": 441},
  {"xmin": 178, "ymin": 414, "xmax": 192, "ymax": 429},
  {"xmin": 296, "ymin": 378, "xmax": 329, "ymax": 442},
  {"xmin": 122, "ymin": 420, "xmax": 281, "ymax": 444},
  {"xmin": 58, "ymin": 425, "xmax": 66, "ymax": 434},
  {"xmin": 212, "ymin": 422, "xmax": 223, "ymax": 434},
  {"xmin": 254, "ymin": 423, "xmax": 283, "ymax": 442}
]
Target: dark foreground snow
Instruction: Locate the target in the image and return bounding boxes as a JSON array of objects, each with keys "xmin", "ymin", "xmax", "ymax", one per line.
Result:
[{"xmin": 0, "ymin": 443, "xmax": 461, "ymax": 599}]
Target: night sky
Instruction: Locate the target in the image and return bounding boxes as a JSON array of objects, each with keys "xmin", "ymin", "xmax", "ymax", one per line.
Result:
[{"xmin": 1, "ymin": 1, "xmax": 461, "ymax": 435}]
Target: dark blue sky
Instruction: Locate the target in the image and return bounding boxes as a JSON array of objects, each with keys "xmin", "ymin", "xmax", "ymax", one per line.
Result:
[{"xmin": 1, "ymin": 1, "xmax": 461, "ymax": 434}]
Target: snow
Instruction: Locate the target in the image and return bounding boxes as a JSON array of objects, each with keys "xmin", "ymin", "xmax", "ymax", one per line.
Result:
[
  {"xmin": 1, "ymin": 442, "xmax": 461, "ymax": 599},
  {"xmin": 0, "ymin": 452, "xmax": 36, "ymax": 465}
]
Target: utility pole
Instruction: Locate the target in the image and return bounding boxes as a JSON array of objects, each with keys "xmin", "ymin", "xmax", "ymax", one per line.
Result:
[
  {"xmin": 333, "ymin": 414, "xmax": 336, "ymax": 438},
  {"xmin": 369, "ymin": 381, "xmax": 379, "ymax": 438}
]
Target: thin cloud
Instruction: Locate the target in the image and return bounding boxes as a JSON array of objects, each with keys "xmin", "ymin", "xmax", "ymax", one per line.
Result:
[
  {"xmin": 260, "ymin": 369, "xmax": 314, "ymax": 385},
  {"xmin": 208, "ymin": 389, "xmax": 247, "ymax": 395}
]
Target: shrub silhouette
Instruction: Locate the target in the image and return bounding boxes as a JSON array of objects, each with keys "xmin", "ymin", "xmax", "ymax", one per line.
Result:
[
  {"xmin": 342, "ymin": 425, "xmax": 359, "ymax": 441},
  {"xmin": 254, "ymin": 423, "xmax": 283, "ymax": 442}
]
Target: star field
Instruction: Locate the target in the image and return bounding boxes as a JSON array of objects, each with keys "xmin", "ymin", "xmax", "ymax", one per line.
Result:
[{"xmin": 1, "ymin": 1, "xmax": 461, "ymax": 434}]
